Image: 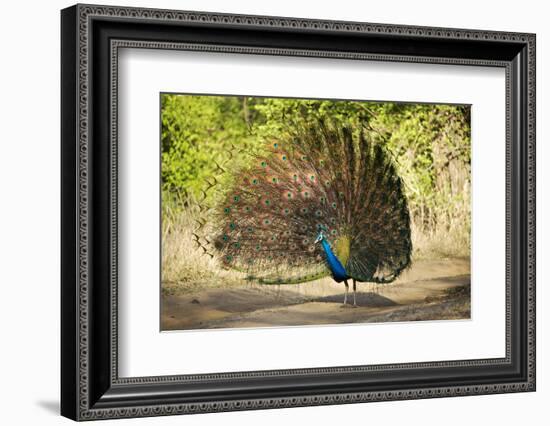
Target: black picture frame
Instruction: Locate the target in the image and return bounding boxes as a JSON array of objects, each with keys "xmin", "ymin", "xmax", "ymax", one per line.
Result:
[{"xmin": 61, "ymin": 4, "xmax": 536, "ymax": 421}]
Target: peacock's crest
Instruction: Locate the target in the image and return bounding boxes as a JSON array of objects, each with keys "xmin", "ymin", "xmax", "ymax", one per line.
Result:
[{"xmin": 200, "ymin": 120, "xmax": 412, "ymax": 285}]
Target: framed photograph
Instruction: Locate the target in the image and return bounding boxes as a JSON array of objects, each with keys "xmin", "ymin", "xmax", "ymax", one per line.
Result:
[{"xmin": 61, "ymin": 4, "xmax": 536, "ymax": 421}]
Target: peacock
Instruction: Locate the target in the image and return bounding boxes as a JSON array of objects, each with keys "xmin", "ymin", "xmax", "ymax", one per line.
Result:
[{"xmin": 202, "ymin": 119, "xmax": 412, "ymax": 307}]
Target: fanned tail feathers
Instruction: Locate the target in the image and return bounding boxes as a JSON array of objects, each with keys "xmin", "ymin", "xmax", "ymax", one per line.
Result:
[{"xmin": 205, "ymin": 119, "xmax": 412, "ymax": 284}]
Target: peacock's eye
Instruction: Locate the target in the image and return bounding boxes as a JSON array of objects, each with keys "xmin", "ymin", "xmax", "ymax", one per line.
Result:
[
  {"xmin": 273, "ymin": 143, "xmax": 278, "ymax": 148},
  {"xmin": 284, "ymin": 208, "xmax": 290, "ymax": 214},
  {"xmin": 272, "ymin": 177, "xmax": 278, "ymax": 183},
  {"xmin": 310, "ymin": 175, "xmax": 315, "ymax": 181},
  {"xmin": 222, "ymin": 234, "xmax": 229, "ymax": 241},
  {"xmin": 304, "ymin": 191, "xmax": 309, "ymax": 197},
  {"xmin": 225, "ymin": 255, "xmax": 233, "ymax": 262},
  {"xmin": 315, "ymin": 210, "xmax": 322, "ymax": 217},
  {"xmin": 282, "ymin": 155, "xmax": 287, "ymax": 161},
  {"xmin": 252, "ymin": 178, "xmax": 258, "ymax": 185},
  {"xmin": 264, "ymin": 219, "xmax": 271, "ymax": 225},
  {"xmin": 233, "ymin": 196, "xmax": 240, "ymax": 202},
  {"xmin": 224, "ymin": 207, "xmax": 231, "ymax": 214},
  {"xmin": 229, "ymin": 223, "xmax": 236, "ymax": 230},
  {"xmin": 233, "ymin": 242, "xmax": 240, "ymax": 248},
  {"xmin": 261, "ymin": 161, "xmax": 267, "ymax": 168},
  {"xmin": 293, "ymin": 174, "xmax": 298, "ymax": 181},
  {"xmin": 331, "ymin": 202, "xmax": 337, "ymax": 208},
  {"xmin": 264, "ymin": 199, "xmax": 271, "ymax": 206}
]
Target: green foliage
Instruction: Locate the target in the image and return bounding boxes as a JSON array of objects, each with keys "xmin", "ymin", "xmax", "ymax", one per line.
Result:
[
  {"xmin": 161, "ymin": 94, "xmax": 260, "ymax": 199},
  {"xmin": 367, "ymin": 103, "xmax": 471, "ymax": 233}
]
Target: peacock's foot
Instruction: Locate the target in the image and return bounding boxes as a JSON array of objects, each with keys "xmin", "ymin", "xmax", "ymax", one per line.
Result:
[
  {"xmin": 340, "ymin": 304, "xmax": 353, "ymax": 309},
  {"xmin": 352, "ymin": 304, "xmax": 358, "ymax": 308}
]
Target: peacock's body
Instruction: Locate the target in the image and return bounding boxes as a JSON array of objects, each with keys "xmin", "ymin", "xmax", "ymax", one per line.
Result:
[{"xmin": 208, "ymin": 120, "xmax": 412, "ymax": 306}]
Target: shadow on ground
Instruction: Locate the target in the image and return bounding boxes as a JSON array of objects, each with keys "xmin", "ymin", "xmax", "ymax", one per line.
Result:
[
  {"xmin": 313, "ymin": 292, "xmax": 398, "ymax": 307},
  {"xmin": 35, "ymin": 400, "xmax": 59, "ymax": 416}
]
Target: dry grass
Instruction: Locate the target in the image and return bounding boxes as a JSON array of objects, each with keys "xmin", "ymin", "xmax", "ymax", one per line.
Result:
[
  {"xmin": 410, "ymin": 218, "xmax": 470, "ymax": 260},
  {"xmin": 161, "ymin": 203, "xmax": 247, "ymax": 295}
]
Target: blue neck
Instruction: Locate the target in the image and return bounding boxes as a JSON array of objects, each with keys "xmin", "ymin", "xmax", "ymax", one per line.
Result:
[{"xmin": 320, "ymin": 239, "xmax": 348, "ymax": 282}]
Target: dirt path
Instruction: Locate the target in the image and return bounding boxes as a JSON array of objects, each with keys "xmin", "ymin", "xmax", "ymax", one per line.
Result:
[{"xmin": 161, "ymin": 258, "xmax": 470, "ymax": 331}]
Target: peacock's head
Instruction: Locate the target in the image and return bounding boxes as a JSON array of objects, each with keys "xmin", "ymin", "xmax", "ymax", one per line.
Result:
[{"xmin": 314, "ymin": 230, "xmax": 325, "ymax": 244}]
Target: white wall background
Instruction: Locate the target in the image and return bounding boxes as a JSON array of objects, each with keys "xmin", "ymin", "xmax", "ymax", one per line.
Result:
[{"xmin": 0, "ymin": 0, "xmax": 546, "ymax": 424}]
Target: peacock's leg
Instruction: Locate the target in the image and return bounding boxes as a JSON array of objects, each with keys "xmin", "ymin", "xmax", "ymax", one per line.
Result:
[
  {"xmin": 352, "ymin": 279, "xmax": 357, "ymax": 307},
  {"xmin": 343, "ymin": 280, "xmax": 349, "ymax": 305}
]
